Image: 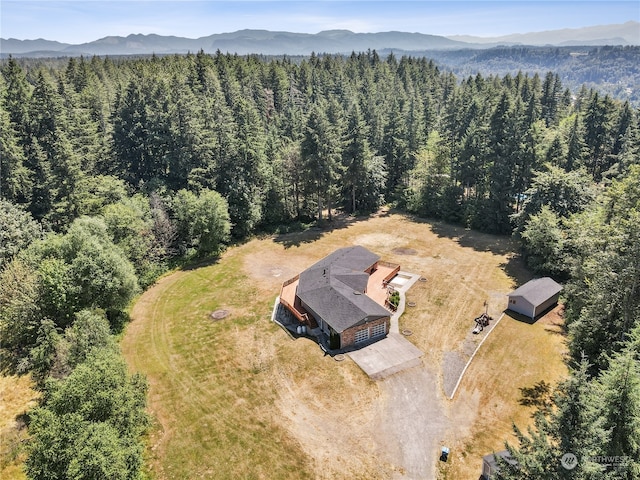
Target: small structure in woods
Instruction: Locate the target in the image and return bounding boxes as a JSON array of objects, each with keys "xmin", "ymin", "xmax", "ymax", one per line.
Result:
[
  {"xmin": 481, "ymin": 450, "xmax": 517, "ymax": 479},
  {"xmin": 279, "ymin": 246, "xmax": 399, "ymax": 350},
  {"xmin": 507, "ymin": 277, "xmax": 562, "ymax": 320}
]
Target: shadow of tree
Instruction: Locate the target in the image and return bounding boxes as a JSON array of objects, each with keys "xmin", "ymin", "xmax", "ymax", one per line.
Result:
[
  {"xmin": 273, "ymin": 211, "xmax": 379, "ymax": 248},
  {"xmin": 426, "ymin": 217, "xmax": 517, "ymax": 256},
  {"xmin": 180, "ymin": 256, "xmax": 221, "ymax": 271},
  {"xmin": 499, "ymin": 254, "xmax": 533, "ymax": 288},
  {"xmin": 400, "ymin": 212, "xmax": 533, "ymax": 287}
]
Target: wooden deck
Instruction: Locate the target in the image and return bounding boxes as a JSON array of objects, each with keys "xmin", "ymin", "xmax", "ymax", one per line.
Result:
[{"xmin": 367, "ymin": 263, "xmax": 399, "ymax": 308}]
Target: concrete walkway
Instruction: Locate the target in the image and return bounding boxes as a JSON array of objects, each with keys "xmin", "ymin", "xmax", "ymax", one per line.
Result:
[{"xmin": 388, "ymin": 271, "xmax": 422, "ymax": 333}]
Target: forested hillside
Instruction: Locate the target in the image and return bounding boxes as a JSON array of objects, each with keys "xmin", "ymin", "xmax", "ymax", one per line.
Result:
[
  {"xmin": 1, "ymin": 51, "xmax": 638, "ymax": 478},
  {"xmin": 417, "ymin": 45, "xmax": 640, "ymax": 105}
]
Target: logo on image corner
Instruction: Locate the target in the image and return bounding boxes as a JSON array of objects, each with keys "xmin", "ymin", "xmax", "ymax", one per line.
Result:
[{"xmin": 561, "ymin": 452, "xmax": 578, "ymax": 470}]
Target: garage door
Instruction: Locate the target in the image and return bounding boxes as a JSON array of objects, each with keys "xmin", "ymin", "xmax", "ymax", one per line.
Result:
[
  {"xmin": 354, "ymin": 328, "xmax": 370, "ymax": 343},
  {"xmin": 371, "ymin": 323, "xmax": 386, "ymax": 337}
]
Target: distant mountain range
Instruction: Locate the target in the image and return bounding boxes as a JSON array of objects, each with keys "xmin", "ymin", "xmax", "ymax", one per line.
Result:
[{"xmin": 1, "ymin": 22, "xmax": 638, "ymax": 57}]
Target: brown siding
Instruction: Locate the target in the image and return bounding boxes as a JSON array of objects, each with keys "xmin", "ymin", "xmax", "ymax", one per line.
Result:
[{"xmin": 340, "ymin": 316, "xmax": 390, "ymax": 348}]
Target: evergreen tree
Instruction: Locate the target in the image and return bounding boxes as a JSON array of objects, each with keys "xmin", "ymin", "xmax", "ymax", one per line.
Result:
[
  {"xmin": 496, "ymin": 362, "xmax": 608, "ymax": 480},
  {"xmin": 381, "ymin": 94, "xmax": 410, "ymax": 199},
  {"xmin": 300, "ymin": 101, "xmax": 344, "ymax": 221},
  {"xmin": 514, "ymin": 164, "xmax": 596, "ymax": 231},
  {"xmin": 566, "ymin": 115, "xmax": 586, "ymax": 171},
  {"xmin": 215, "ymin": 97, "xmax": 266, "ymax": 237},
  {"xmin": 565, "ymin": 166, "xmax": 640, "ymax": 372},
  {"xmin": 1, "ymin": 56, "xmax": 31, "ymax": 145},
  {"xmin": 594, "ymin": 325, "xmax": 640, "ymax": 478},
  {"xmin": 341, "ymin": 103, "xmax": 378, "ymax": 213},
  {"xmin": 541, "ymin": 72, "xmax": 563, "ymax": 127},
  {"xmin": 479, "ymin": 92, "xmax": 517, "ymax": 233},
  {"xmin": 584, "ymin": 93, "xmax": 614, "ymax": 180},
  {"xmin": 111, "ymin": 78, "xmax": 154, "ymax": 185},
  {"xmin": 26, "ymin": 71, "xmax": 82, "ymax": 226},
  {"xmin": 0, "ymin": 98, "xmax": 31, "ymax": 202}
]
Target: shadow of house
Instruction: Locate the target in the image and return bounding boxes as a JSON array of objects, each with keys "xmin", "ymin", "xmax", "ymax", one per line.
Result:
[{"xmin": 507, "ymin": 277, "xmax": 562, "ymax": 321}]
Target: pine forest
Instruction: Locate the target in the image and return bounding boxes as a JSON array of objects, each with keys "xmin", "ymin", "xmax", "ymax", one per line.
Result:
[{"xmin": 1, "ymin": 51, "xmax": 638, "ymax": 479}]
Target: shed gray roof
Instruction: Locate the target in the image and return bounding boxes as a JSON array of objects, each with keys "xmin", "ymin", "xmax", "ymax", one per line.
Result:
[
  {"xmin": 508, "ymin": 277, "xmax": 562, "ymax": 306},
  {"xmin": 483, "ymin": 450, "xmax": 517, "ymax": 469},
  {"xmin": 297, "ymin": 246, "xmax": 390, "ymax": 333}
]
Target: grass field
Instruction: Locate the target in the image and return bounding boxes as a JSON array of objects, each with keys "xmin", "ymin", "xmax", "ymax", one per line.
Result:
[
  {"xmin": 117, "ymin": 211, "xmax": 568, "ymax": 479},
  {"xmin": 0, "ymin": 375, "xmax": 39, "ymax": 480}
]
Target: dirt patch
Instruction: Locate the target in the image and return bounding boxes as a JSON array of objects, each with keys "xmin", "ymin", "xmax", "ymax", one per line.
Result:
[
  {"xmin": 355, "ymin": 233, "xmax": 407, "ymax": 250},
  {"xmin": 251, "ymin": 263, "xmax": 299, "ymax": 283},
  {"xmin": 392, "ymin": 247, "xmax": 418, "ymax": 256},
  {"xmin": 241, "ymin": 239, "xmax": 314, "ymax": 293},
  {"xmin": 275, "ymin": 369, "xmax": 391, "ymax": 479}
]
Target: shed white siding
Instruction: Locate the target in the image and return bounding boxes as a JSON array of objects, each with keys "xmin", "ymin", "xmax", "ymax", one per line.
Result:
[
  {"xmin": 507, "ymin": 277, "xmax": 562, "ymax": 320},
  {"xmin": 507, "ymin": 296, "xmax": 536, "ymax": 318}
]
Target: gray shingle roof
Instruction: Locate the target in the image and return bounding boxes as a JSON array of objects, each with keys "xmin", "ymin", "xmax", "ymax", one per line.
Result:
[
  {"xmin": 508, "ymin": 277, "xmax": 562, "ymax": 306},
  {"xmin": 297, "ymin": 246, "xmax": 390, "ymax": 333},
  {"xmin": 483, "ymin": 450, "xmax": 517, "ymax": 469}
]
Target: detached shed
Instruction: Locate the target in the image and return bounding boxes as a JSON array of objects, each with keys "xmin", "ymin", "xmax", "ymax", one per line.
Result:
[
  {"xmin": 482, "ymin": 450, "xmax": 517, "ymax": 479},
  {"xmin": 507, "ymin": 277, "xmax": 562, "ymax": 319}
]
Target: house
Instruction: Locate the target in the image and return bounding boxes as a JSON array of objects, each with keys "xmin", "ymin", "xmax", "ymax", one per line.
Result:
[
  {"xmin": 481, "ymin": 450, "xmax": 517, "ymax": 479},
  {"xmin": 280, "ymin": 246, "xmax": 399, "ymax": 349},
  {"xmin": 507, "ymin": 277, "xmax": 562, "ymax": 319}
]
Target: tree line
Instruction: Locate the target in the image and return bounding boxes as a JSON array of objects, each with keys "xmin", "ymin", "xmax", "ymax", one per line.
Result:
[{"xmin": 1, "ymin": 50, "xmax": 638, "ymax": 478}]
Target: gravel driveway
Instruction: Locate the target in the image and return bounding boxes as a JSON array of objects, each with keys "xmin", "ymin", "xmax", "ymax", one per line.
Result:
[{"xmin": 374, "ymin": 363, "xmax": 450, "ymax": 479}]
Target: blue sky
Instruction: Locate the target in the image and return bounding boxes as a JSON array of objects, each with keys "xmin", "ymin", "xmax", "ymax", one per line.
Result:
[{"xmin": 2, "ymin": 1, "xmax": 638, "ymax": 43}]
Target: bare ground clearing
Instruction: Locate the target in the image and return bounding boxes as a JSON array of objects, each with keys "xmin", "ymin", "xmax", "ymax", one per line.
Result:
[{"xmin": 122, "ymin": 211, "xmax": 567, "ymax": 479}]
